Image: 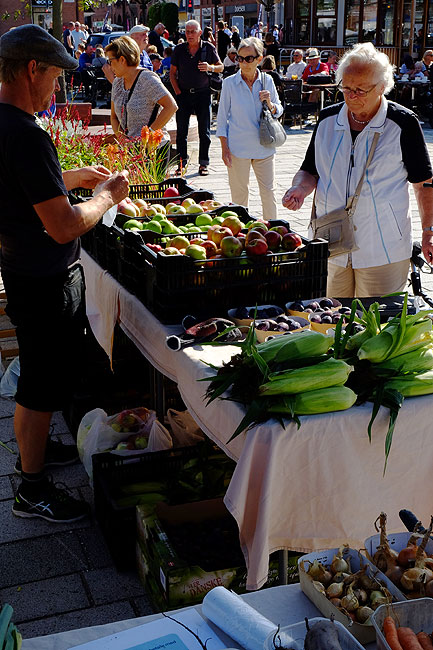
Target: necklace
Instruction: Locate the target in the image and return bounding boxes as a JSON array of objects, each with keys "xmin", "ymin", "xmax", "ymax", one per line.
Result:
[{"xmin": 350, "ymin": 111, "xmax": 370, "ymax": 125}]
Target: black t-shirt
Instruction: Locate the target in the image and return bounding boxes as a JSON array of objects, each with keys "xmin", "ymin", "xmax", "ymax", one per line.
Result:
[
  {"xmin": 171, "ymin": 41, "xmax": 219, "ymax": 90},
  {"xmin": 300, "ymin": 101, "xmax": 432, "ymax": 183},
  {"xmin": 0, "ymin": 104, "xmax": 79, "ymax": 277},
  {"xmin": 217, "ymin": 30, "xmax": 231, "ymax": 62},
  {"xmin": 148, "ymin": 30, "xmax": 164, "ymax": 55}
]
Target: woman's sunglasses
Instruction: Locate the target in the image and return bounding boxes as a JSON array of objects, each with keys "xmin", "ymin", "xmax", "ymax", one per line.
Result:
[{"xmin": 236, "ymin": 54, "xmax": 259, "ymax": 63}]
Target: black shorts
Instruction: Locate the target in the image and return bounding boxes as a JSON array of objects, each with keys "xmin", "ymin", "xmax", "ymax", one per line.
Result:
[{"xmin": 2, "ymin": 264, "xmax": 87, "ymax": 412}]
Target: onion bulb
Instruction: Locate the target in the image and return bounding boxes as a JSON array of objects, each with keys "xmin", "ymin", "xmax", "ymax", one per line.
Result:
[
  {"xmin": 312, "ymin": 580, "xmax": 326, "ymax": 595},
  {"xmin": 353, "ymin": 588, "xmax": 368, "ymax": 605},
  {"xmin": 400, "ymin": 567, "xmax": 433, "ymax": 591},
  {"xmin": 326, "ymin": 582, "xmax": 344, "ymax": 598},
  {"xmin": 329, "ymin": 597, "xmax": 342, "ymax": 607},
  {"xmin": 385, "ymin": 565, "xmax": 404, "ymax": 587},
  {"xmin": 341, "ymin": 584, "xmax": 359, "ymax": 612},
  {"xmin": 398, "ymin": 543, "xmax": 423, "ymax": 568},
  {"xmin": 369, "ymin": 590, "xmax": 389, "ymax": 609},
  {"xmin": 333, "ymin": 572, "xmax": 350, "ymax": 584},
  {"xmin": 331, "ymin": 545, "xmax": 349, "ymax": 574},
  {"xmin": 356, "ymin": 606, "xmax": 374, "ymax": 624}
]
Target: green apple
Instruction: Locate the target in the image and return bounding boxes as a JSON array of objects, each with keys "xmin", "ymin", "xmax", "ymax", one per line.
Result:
[
  {"xmin": 181, "ymin": 197, "xmax": 196, "ymax": 208},
  {"xmin": 211, "ymin": 216, "xmax": 224, "ymax": 226},
  {"xmin": 220, "ymin": 210, "xmax": 238, "ymax": 220},
  {"xmin": 185, "ymin": 244, "xmax": 206, "ymax": 260},
  {"xmin": 160, "ymin": 220, "xmax": 177, "ymax": 234},
  {"xmin": 151, "ymin": 204, "xmax": 166, "ymax": 215},
  {"xmin": 166, "ymin": 205, "xmax": 187, "ymax": 215},
  {"xmin": 195, "ymin": 213, "xmax": 212, "ymax": 226},
  {"xmin": 123, "ymin": 219, "xmax": 143, "ymax": 230},
  {"xmin": 145, "ymin": 220, "xmax": 162, "ymax": 233},
  {"xmin": 178, "ymin": 226, "xmax": 188, "ymax": 233},
  {"xmin": 199, "ymin": 225, "xmax": 210, "ymax": 232},
  {"xmin": 150, "ymin": 212, "xmax": 166, "ymax": 222},
  {"xmin": 185, "ymin": 223, "xmax": 195, "ymax": 228},
  {"xmin": 163, "ymin": 246, "xmax": 182, "ymax": 255},
  {"xmin": 171, "ymin": 235, "xmax": 190, "ymax": 250},
  {"xmin": 187, "ymin": 226, "xmax": 201, "ymax": 233},
  {"xmin": 186, "ymin": 204, "xmax": 204, "ymax": 215}
]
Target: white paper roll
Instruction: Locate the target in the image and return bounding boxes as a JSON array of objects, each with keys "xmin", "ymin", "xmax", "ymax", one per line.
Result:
[{"xmin": 202, "ymin": 586, "xmax": 277, "ymax": 650}]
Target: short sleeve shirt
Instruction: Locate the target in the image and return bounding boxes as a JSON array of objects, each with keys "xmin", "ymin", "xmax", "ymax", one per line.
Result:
[
  {"xmin": 112, "ymin": 69, "xmax": 170, "ymax": 138},
  {"xmin": 171, "ymin": 41, "xmax": 219, "ymax": 90},
  {"xmin": 0, "ymin": 105, "xmax": 78, "ymax": 277}
]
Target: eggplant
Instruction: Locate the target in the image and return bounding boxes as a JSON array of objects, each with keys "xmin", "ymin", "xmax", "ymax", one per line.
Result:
[{"xmin": 304, "ymin": 618, "xmax": 343, "ymax": 650}]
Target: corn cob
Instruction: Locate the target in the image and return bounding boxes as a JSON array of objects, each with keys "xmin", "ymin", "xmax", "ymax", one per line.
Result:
[
  {"xmin": 256, "ymin": 330, "xmax": 333, "ymax": 364},
  {"xmin": 375, "ymin": 346, "xmax": 433, "ymax": 375},
  {"xmin": 358, "ymin": 317, "xmax": 432, "ymax": 363},
  {"xmin": 268, "ymin": 386, "xmax": 357, "ymax": 416},
  {"xmin": 385, "ymin": 369, "xmax": 433, "ymax": 397},
  {"xmin": 260, "ymin": 358, "xmax": 353, "ymax": 396}
]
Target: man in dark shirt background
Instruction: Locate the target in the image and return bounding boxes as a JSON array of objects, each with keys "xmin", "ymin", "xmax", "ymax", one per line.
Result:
[
  {"xmin": 0, "ymin": 25, "xmax": 129, "ymax": 524},
  {"xmin": 148, "ymin": 22, "xmax": 165, "ymax": 56},
  {"xmin": 63, "ymin": 21, "xmax": 74, "ymax": 56},
  {"xmin": 217, "ymin": 20, "xmax": 231, "ymax": 64},
  {"xmin": 170, "ymin": 19, "xmax": 223, "ymax": 176}
]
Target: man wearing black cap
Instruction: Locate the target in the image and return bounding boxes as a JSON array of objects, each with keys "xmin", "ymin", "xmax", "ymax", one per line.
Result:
[{"xmin": 0, "ymin": 25, "xmax": 129, "ymax": 524}]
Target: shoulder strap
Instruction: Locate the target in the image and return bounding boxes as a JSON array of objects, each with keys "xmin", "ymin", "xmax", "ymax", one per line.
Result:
[
  {"xmin": 123, "ymin": 69, "xmax": 144, "ymax": 134},
  {"xmin": 347, "ymin": 131, "xmax": 380, "ymax": 215}
]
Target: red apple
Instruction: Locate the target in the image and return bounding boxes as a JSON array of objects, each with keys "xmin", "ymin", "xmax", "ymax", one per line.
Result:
[
  {"xmin": 282, "ymin": 233, "xmax": 302, "ymax": 251},
  {"xmin": 245, "ymin": 238, "xmax": 268, "ymax": 256},
  {"xmin": 246, "ymin": 229, "xmax": 266, "ymax": 244},
  {"xmin": 237, "ymin": 233, "xmax": 246, "ymax": 248},
  {"xmin": 270, "ymin": 225, "xmax": 289, "ymax": 237},
  {"xmin": 163, "ymin": 186, "xmax": 180, "ymax": 198},
  {"xmin": 221, "ymin": 215, "xmax": 243, "ymax": 236},
  {"xmin": 201, "ymin": 240, "xmax": 218, "ymax": 258},
  {"xmin": 207, "ymin": 225, "xmax": 219, "ymax": 240},
  {"xmin": 211, "ymin": 226, "xmax": 233, "ymax": 246},
  {"xmin": 248, "ymin": 220, "xmax": 268, "ymax": 233},
  {"xmin": 220, "ymin": 236, "xmax": 243, "ymax": 258},
  {"xmin": 264, "ymin": 230, "xmax": 282, "ymax": 251},
  {"xmin": 189, "ymin": 237, "xmax": 205, "ymax": 246}
]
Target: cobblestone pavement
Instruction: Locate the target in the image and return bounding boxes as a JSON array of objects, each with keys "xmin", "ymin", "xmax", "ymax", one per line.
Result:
[{"xmin": 1, "ymin": 118, "xmax": 433, "ymax": 642}]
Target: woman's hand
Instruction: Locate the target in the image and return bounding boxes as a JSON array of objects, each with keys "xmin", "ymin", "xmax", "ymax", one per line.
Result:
[
  {"xmin": 259, "ymin": 89, "xmax": 273, "ymax": 110},
  {"xmin": 282, "ymin": 186, "xmax": 307, "ymax": 210}
]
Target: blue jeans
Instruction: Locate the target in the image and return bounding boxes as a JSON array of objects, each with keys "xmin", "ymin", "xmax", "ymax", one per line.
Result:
[{"xmin": 175, "ymin": 88, "xmax": 211, "ymax": 167}]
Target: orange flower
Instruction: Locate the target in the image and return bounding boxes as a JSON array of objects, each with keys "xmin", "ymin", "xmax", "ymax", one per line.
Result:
[
  {"xmin": 141, "ymin": 126, "xmax": 150, "ymax": 146},
  {"xmin": 147, "ymin": 129, "xmax": 164, "ymax": 153}
]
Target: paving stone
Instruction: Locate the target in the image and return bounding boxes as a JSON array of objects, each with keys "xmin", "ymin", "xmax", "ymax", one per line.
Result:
[
  {"xmin": 0, "ymin": 532, "xmax": 89, "ymax": 588},
  {"xmin": 0, "ymin": 498, "xmax": 91, "ymax": 543},
  {"xmin": 75, "ymin": 527, "xmax": 113, "ymax": 570},
  {"xmin": 0, "ymin": 574, "xmax": 90, "ymax": 622},
  {"xmin": 0, "ymin": 443, "xmax": 18, "ymax": 477},
  {"xmin": 17, "ymin": 601, "xmax": 137, "ymax": 640},
  {"xmin": 83, "ymin": 567, "xmax": 146, "ymax": 605},
  {"xmin": 0, "ymin": 474, "xmax": 14, "ymax": 500},
  {"xmin": 0, "ymin": 415, "xmax": 15, "ymax": 441},
  {"xmin": 50, "ymin": 411, "xmax": 71, "ymax": 435},
  {"xmin": 0, "ymin": 399, "xmax": 16, "ymax": 417}
]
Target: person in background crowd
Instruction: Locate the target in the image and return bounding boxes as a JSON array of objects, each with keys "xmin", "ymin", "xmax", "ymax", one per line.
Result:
[
  {"xmin": 105, "ymin": 36, "xmax": 177, "ymax": 142},
  {"xmin": 231, "ymin": 25, "xmax": 241, "ymax": 49},
  {"xmin": 217, "ymin": 20, "xmax": 231, "ymax": 64},
  {"xmin": 161, "ymin": 47, "xmax": 173, "ymax": 71},
  {"xmin": 170, "ymin": 19, "xmax": 223, "ymax": 176},
  {"xmin": 223, "ymin": 47, "xmax": 237, "ymax": 69},
  {"xmin": 264, "ymin": 32, "xmax": 279, "ymax": 62},
  {"xmin": 129, "ymin": 25, "xmax": 153, "ymax": 71},
  {"xmin": 78, "ymin": 42, "xmax": 96, "ymax": 98},
  {"xmin": 217, "ymin": 37, "xmax": 283, "ymax": 218},
  {"xmin": 278, "ymin": 24, "xmax": 284, "ymax": 43},
  {"xmin": 282, "ymin": 42, "xmax": 433, "ymax": 297},
  {"xmin": 302, "ymin": 47, "xmax": 329, "ymax": 102},
  {"xmin": 177, "ymin": 37, "xmax": 185, "ymax": 44},
  {"xmin": 203, "ymin": 26, "xmax": 216, "ymax": 46},
  {"xmin": 150, "ymin": 53, "xmax": 163, "ymax": 74},
  {"xmin": 0, "ymin": 24, "xmax": 129, "ymax": 524},
  {"xmin": 272, "ymin": 25, "xmax": 279, "ymax": 41},
  {"xmin": 63, "ymin": 21, "xmax": 74, "ymax": 56},
  {"xmin": 147, "ymin": 45, "xmax": 157, "ymax": 55},
  {"xmin": 224, "ymin": 22, "xmax": 232, "ymax": 36},
  {"xmin": 71, "ymin": 22, "xmax": 85, "ymax": 52},
  {"xmin": 250, "ymin": 22, "xmax": 264, "ymax": 39},
  {"xmin": 74, "ymin": 43, "xmax": 84, "ymax": 61},
  {"xmin": 400, "ymin": 54, "xmax": 417, "ymax": 75},
  {"xmin": 422, "ymin": 49, "xmax": 433, "ymax": 73},
  {"xmin": 148, "ymin": 23, "xmax": 165, "ymax": 56},
  {"xmin": 286, "ymin": 49, "xmax": 306, "ymax": 78},
  {"xmin": 92, "ymin": 46, "xmax": 107, "ymax": 68},
  {"xmin": 327, "ymin": 50, "xmax": 338, "ymax": 74},
  {"xmin": 261, "ymin": 54, "xmax": 284, "ymax": 103}
]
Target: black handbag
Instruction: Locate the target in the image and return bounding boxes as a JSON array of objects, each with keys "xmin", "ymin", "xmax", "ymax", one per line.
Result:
[{"xmin": 200, "ymin": 43, "xmax": 223, "ymax": 92}]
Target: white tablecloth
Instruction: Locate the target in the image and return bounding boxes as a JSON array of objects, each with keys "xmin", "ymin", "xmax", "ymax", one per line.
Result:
[
  {"xmin": 21, "ymin": 584, "xmax": 375, "ymax": 649},
  {"xmin": 81, "ymin": 250, "xmax": 433, "ymax": 590}
]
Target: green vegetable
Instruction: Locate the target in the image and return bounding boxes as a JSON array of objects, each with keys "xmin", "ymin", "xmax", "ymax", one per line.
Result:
[
  {"xmin": 268, "ymin": 386, "xmax": 357, "ymax": 416},
  {"xmin": 385, "ymin": 369, "xmax": 433, "ymax": 397},
  {"xmin": 260, "ymin": 358, "xmax": 352, "ymax": 396}
]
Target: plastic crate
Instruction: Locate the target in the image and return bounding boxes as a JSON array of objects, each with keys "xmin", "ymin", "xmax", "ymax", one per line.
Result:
[
  {"xmin": 264, "ymin": 618, "xmax": 365, "ymax": 650},
  {"xmin": 123, "ymin": 232, "xmax": 328, "ymax": 324},
  {"xmin": 372, "ymin": 598, "xmax": 433, "ymax": 650},
  {"xmin": 364, "ymin": 531, "xmax": 433, "ymax": 559},
  {"xmin": 72, "ymin": 178, "xmax": 214, "ymax": 205}
]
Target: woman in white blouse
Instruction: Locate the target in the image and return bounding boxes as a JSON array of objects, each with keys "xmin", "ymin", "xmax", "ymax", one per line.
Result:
[{"xmin": 216, "ymin": 38, "xmax": 283, "ymax": 219}]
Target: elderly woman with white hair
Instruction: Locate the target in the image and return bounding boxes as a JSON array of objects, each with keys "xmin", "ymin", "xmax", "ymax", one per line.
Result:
[
  {"xmin": 217, "ymin": 37, "xmax": 283, "ymax": 218},
  {"xmin": 282, "ymin": 42, "xmax": 433, "ymax": 297}
]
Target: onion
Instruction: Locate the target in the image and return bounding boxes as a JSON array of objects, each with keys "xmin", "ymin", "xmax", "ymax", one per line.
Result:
[
  {"xmin": 331, "ymin": 545, "xmax": 349, "ymax": 574},
  {"xmin": 333, "ymin": 572, "xmax": 350, "ymax": 584},
  {"xmin": 341, "ymin": 585, "xmax": 359, "ymax": 612},
  {"xmin": 326, "ymin": 582, "xmax": 344, "ymax": 598},
  {"xmin": 398, "ymin": 543, "xmax": 422, "ymax": 568},
  {"xmin": 312, "ymin": 580, "xmax": 326, "ymax": 595},
  {"xmin": 329, "ymin": 598, "xmax": 342, "ymax": 607},
  {"xmin": 385, "ymin": 565, "xmax": 404, "ymax": 586},
  {"xmin": 372, "ymin": 513, "xmax": 399, "ymax": 573},
  {"xmin": 307, "ymin": 559, "xmax": 325, "ymax": 580},
  {"xmin": 369, "ymin": 590, "xmax": 388, "ymax": 609},
  {"xmin": 401, "ymin": 567, "xmax": 433, "ymax": 591},
  {"xmin": 353, "ymin": 588, "xmax": 368, "ymax": 605},
  {"xmin": 356, "ymin": 606, "xmax": 374, "ymax": 624}
]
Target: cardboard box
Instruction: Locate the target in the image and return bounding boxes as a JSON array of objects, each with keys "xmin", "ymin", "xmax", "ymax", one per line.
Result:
[{"xmin": 136, "ymin": 498, "xmax": 303, "ymax": 610}]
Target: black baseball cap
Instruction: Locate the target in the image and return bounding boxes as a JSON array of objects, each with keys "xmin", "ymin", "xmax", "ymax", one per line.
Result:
[{"xmin": 0, "ymin": 25, "xmax": 78, "ymax": 70}]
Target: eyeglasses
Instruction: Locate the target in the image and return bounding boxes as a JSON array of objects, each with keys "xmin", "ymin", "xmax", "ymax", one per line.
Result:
[
  {"xmin": 106, "ymin": 57, "xmax": 119, "ymax": 66},
  {"xmin": 236, "ymin": 54, "xmax": 259, "ymax": 63},
  {"xmin": 339, "ymin": 82, "xmax": 378, "ymax": 97}
]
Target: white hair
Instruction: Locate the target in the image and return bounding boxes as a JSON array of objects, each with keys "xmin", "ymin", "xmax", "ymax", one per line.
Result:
[
  {"xmin": 336, "ymin": 42, "xmax": 395, "ymax": 94},
  {"xmin": 238, "ymin": 37, "xmax": 264, "ymax": 57},
  {"xmin": 185, "ymin": 20, "xmax": 201, "ymax": 31}
]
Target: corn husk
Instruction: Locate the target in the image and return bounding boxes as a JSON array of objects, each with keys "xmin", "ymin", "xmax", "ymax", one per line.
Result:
[
  {"xmin": 268, "ymin": 386, "xmax": 357, "ymax": 416},
  {"xmin": 259, "ymin": 358, "xmax": 353, "ymax": 396},
  {"xmin": 375, "ymin": 346, "xmax": 433, "ymax": 375},
  {"xmin": 358, "ymin": 314, "xmax": 433, "ymax": 363},
  {"xmin": 256, "ymin": 330, "xmax": 333, "ymax": 364},
  {"xmin": 385, "ymin": 369, "xmax": 433, "ymax": 397}
]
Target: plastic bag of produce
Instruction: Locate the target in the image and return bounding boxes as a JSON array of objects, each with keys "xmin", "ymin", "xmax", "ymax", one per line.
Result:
[
  {"xmin": 166, "ymin": 408, "xmax": 204, "ymax": 447},
  {"xmin": 0, "ymin": 356, "xmax": 19, "ymax": 399},
  {"xmin": 77, "ymin": 407, "xmax": 172, "ymax": 480}
]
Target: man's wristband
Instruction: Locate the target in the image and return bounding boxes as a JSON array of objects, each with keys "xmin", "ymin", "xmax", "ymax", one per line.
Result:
[{"xmin": 423, "ymin": 226, "xmax": 433, "ymax": 232}]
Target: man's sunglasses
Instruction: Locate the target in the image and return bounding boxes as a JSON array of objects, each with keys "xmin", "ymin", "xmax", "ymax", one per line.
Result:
[{"xmin": 235, "ymin": 54, "xmax": 259, "ymax": 63}]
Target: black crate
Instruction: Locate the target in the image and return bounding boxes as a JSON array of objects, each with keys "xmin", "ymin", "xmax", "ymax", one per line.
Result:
[
  {"xmin": 92, "ymin": 441, "xmax": 234, "ymax": 568},
  {"xmin": 122, "ymin": 232, "xmax": 328, "ymax": 323},
  {"xmin": 72, "ymin": 178, "xmax": 214, "ymax": 206}
]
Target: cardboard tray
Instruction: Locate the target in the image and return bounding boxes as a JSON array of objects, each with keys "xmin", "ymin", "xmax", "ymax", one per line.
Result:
[
  {"xmin": 255, "ymin": 316, "xmax": 310, "ymax": 343},
  {"xmin": 298, "ymin": 547, "xmax": 406, "ymax": 643},
  {"xmin": 264, "ymin": 617, "xmax": 365, "ymax": 650},
  {"xmin": 372, "ymin": 598, "xmax": 433, "ymax": 650}
]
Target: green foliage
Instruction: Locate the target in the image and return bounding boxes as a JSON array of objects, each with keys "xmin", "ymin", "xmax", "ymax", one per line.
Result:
[
  {"xmin": 148, "ymin": 2, "xmax": 163, "ymax": 29},
  {"xmin": 161, "ymin": 2, "xmax": 178, "ymax": 35}
]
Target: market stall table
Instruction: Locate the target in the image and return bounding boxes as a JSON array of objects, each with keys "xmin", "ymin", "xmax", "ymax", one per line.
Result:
[
  {"xmin": 82, "ymin": 250, "xmax": 433, "ymax": 592},
  {"xmin": 20, "ymin": 584, "xmax": 376, "ymax": 649}
]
